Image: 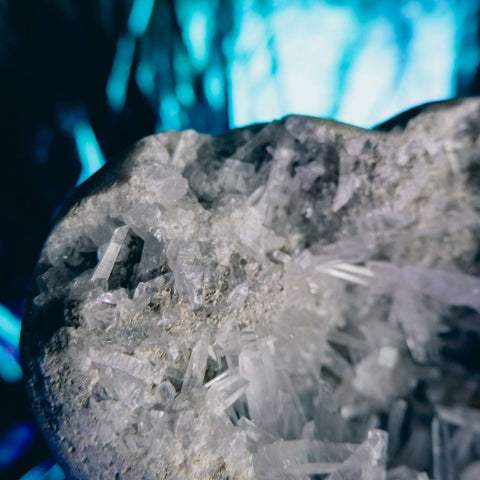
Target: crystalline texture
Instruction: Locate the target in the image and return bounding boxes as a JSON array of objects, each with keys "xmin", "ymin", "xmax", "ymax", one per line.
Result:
[
  {"xmin": 21, "ymin": 99, "xmax": 480, "ymax": 480},
  {"xmin": 91, "ymin": 225, "xmax": 130, "ymax": 284},
  {"xmin": 182, "ymin": 331, "xmax": 210, "ymax": 391}
]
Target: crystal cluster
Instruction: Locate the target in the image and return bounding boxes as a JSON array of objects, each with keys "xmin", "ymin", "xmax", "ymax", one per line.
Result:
[{"xmin": 21, "ymin": 99, "xmax": 480, "ymax": 479}]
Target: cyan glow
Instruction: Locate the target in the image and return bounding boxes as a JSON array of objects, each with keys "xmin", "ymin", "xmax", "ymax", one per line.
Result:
[
  {"xmin": 20, "ymin": 461, "xmax": 65, "ymax": 480},
  {"xmin": 228, "ymin": 0, "xmax": 457, "ymax": 129},
  {"xmin": 41, "ymin": 464, "xmax": 65, "ymax": 480},
  {"xmin": 135, "ymin": 60, "xmax": 155, "ymax": 97},
  {"xmin": 335, "ymin": 19, "xmax": 398, "ymax": 126},
  {"xmin": 19, "ymin": 461, "xmax": 51, "ymax": 480},
  {"xmin": 0, "ymin": 345, "xmax": 22, "ymax": 383},
  {"xmin": 455, "ymin": 2, "xmax": 480, "ymax": 88},
  {"xmin": 337, "ymin": 6, "xmax": 457, "ymax": 126},
  {"xmin": 186, "ymin": 11, "xmax": 208, "ymax": 67},
  {"xmin": 176, "ymin": 81, "xmax": 195, "ymax": 106},
  {"xmin": 127, "ymin": 0, "xmax": 155, "ymax": 37},
  {"xmin": 173, "ymin": 46, "xmax": 192, "ymax": 79},
  {"xmin": 73, "ymin": 122, "xmax": 106, "ymax": 185},
  {"xmin": 106, "ymin": 34, "xmax": 136, "ymax": 112},
  {"xmin": 160, "ymin": 94, "xmax": 181, "ymax": 130},
  {"xmin": 175, "ymin": 0, "xmax": 217, "ymax": 70},
  {"xmin": 0, "ymin": 423, "xmax": 34, "ymax": 468},
  {"xmin": 204, "ymin": 65, "xmax": 225, "ymax": 110},
  {"xmin": 0, "ymin": 303, "xmax": 21, "ymax": 348}
]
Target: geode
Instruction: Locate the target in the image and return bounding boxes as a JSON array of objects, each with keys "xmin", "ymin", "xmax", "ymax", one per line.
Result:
[{"xmin": 21, "ymin": 98, "xmax": 480, "ymax": 480}]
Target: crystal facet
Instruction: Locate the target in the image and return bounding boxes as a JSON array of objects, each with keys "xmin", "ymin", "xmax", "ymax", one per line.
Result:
[{"xmin": 21, "ymin": 99, "xmax": 480, "ymax": 479}]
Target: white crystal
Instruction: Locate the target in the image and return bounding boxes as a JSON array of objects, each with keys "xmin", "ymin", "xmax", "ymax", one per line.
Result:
[
  {"xmin": 91, "ymin": 225, "xmax": 129, "ymax": 283},
  {"xmin": 227, "ymin": 282, "xmax": 249, "ymax": 309},
  {"xmin": 181, "ymin": 331, "xmax": 210, "ymax": 391},
  {"xmin": 23, "ymin": 100, "xmax": 480, "ymax": 480}
]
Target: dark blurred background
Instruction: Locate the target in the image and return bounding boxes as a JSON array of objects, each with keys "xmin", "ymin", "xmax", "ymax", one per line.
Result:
[{"xmin": 1, "ymin": 0, "xmax": 480, "ymax": 478}]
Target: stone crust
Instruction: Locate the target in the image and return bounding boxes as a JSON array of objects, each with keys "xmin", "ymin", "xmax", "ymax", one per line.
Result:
[{"xmin": 22, "ymin": 98, "xmax": 480, "ymax": 479}]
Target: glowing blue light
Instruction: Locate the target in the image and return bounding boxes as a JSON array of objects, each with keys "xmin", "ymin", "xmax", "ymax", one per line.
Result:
[
  {"xmin": 160, "ymin": 94, "xmax": 181, "ymax": 131},
  {"xmin": 19, "ymin": 461, "xmax": 51, "ymax": 480},
  {"xmin": 73, "ymin": 122, "xmax": 105, "ymax": 185},
  {"xmin": 0, "ymin": 423, "xmax": 34, "ymax": 468},
  {"xmin": 204, "ymin": 65, "xmax": 225, "ymax": 110},
  {"xmin": 187, "ymin": 11, "xmax": 208, "ymax": 67},
  {"xmin": 0, "ymin": 344, "xmax": 22, "ymax": 383},
  {"xmin": 335, "ymin": 20, "xmax": 398, "ymax": 126},
  {"xmin": 175, "ymin": 0, "xmax": 216, "ymax": 70},
  {"xmin": 454, "ymin": 2, "xmax": 480, "ymax": 88},
  {"xmin": 135, "ymin": 60, "xmax": 155, "ymax": 97},
  {"xmin": 42, "ymin": 464, "xmax": 66, "ymax": 480},
  {"xmin": 173, "ymin": 45, "xmax": 192, "ymax": 79},
  {"xmin": 337, "ymin": 8, "xmax": 456, "ymax": 126},
  {"xmin": 106, "ymin": 34, "xmax": 136, "ymax": 112},
  {"xmin": 176, "ymin": 81, "xmax": 195, "ymax": 106},
  {"xmin": 228, "ymin": 0, "xmax": 458, "ymax": 129},
  {"xmin": 127, "ymin": 0, "xmax": 155, "ymax": 37},
  {"xmin": 0, "ymin": 303, "xmax": 21, "ymax": 348},
  {"xmin": 20, "ymin": 461, "xmax": 65, "ymax": 480}
]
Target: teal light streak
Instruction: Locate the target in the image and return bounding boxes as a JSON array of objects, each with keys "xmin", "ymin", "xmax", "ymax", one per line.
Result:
[
  {"xmin": 20, "ymin": 462, "xmax": 65, "ymax": 480},
  {"xmin": 135, "ymin": 60, "xmax": 155, "ymax": 97},
  {"xmin": 160, "ymin": 94, "xmax": 181, "ymax": 130},
  {"xmin": 176, "ymin": 81, "xmax": 195, "ymax": 106},
  {"xmin": 204, "ymin": 65, "xmax": 225, "ymax": 110},
  {"xmin": 173, "ymin": 47, "xmax": 192, "ymax": 78},
  {"xmin": 19, "ymin": 462, "xmax": 50, "ymax": 480},
  {"xmin": 73, "ymin": 122, "xmax": 105, "ymax": 185},
  {"xmin": 0, "ymin": 345, "xmax": 22, "ymax": 383},
  {"xmin": 0, "ymin": 423, "xmax": 34, "ymax": 468},
  {"xmin": 42, "ymin": 464, "xmax": 66, "ymax": 480},
  {"xmin": 175, "ymin": 0, "xmax": 216, "ymax": 71},
  {"xmin": 106, "ymin": 34, "xmax": 136, "ymax": 112},
  {"xmin": 187, "ymin": 10, "xmax": 208, "ymax": 67},
  {"xmin": 128, "ymin": 0, "xmax": 155, "ymax": 37},
  {"xmin": 0, "ymin": 303, "xmax": 20, "ymax": 348}
]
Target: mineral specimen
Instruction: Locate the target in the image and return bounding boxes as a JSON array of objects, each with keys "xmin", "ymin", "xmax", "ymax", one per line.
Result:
[{"xmin": 21, "ymin": 98, "xmax": 480, "ymax": 479}]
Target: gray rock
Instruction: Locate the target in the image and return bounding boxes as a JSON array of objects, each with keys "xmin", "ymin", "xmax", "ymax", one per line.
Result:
[{"xmin": 22, "ymin": 98, "xmax": 480, "ymax": 479}]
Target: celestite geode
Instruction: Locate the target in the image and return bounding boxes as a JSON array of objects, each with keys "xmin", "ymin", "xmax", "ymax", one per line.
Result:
[{"xmin": 22, "ymin": 99, "xmax": 480, "ymax": 479}]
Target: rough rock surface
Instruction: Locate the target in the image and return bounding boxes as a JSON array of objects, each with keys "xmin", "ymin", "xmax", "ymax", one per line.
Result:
[{"xmin": 21, "ymin": 98, "xmax": 480, "ymax": 480}]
